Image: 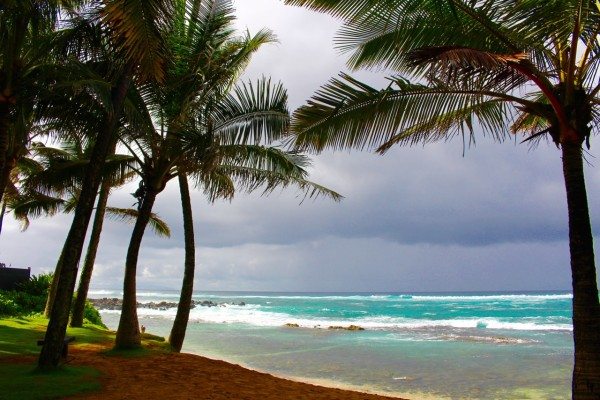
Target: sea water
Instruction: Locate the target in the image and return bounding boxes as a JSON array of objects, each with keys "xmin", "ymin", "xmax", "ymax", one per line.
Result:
[{"xmin": 94, "ymin": 290, "xmax": 573, "ymax": 399}]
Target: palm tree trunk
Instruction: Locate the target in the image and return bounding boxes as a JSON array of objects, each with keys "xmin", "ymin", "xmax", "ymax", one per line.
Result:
[
  {"xmin": 70, "ymin": 176, "xmax": 112, "ymax": 328},
  {"xmin": 0, "ymin": 201, "xmax": 6, "ymax": 236},
  {"xmin": 38, "ymin": 71, "xmax": 132, "ymax": 369},
  {"xmin": 0, "ymin": 102, "xmax": 10, "ymax": 206},
  {"xmin": 561, "ymin": 142, "xmax": 600, "ymax": 399},
  {"xmin": 44, "ymin": 252, "xmax": 63, "ymax": 318},
  {"xmin": 115, "ymin": 187, "xmax": 158, "ymax": 350},
  {"xmin": 168, "ymin": 172, "xmax": 196, "ymax": 352}
]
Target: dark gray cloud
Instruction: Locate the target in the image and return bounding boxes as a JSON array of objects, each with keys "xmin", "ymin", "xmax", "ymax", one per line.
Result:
[{"xmin": 0, "ymin": 0, "xmax": 598, "ymax": 292}]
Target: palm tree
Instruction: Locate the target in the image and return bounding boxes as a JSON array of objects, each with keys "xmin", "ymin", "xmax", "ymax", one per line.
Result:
[
  {"xmin": 111, "ymin": 0, "xmax": 341, "ymax": 351},
  {"xmin": 285, "ymin": 0, "xmax": 599, "ymax": 397},
  {"xmin": 110, "ymin": 0, "xmax": 276, "ymax": 350},
  {"xmin": 0, "ymin": 140, "xmax": 168, "ymax": 323},
  {"xmin": 38, "ymin": 0, "xmax": 175, "ymax": 368},
  {"xmin": 0, "ymin": 0, "xmax": 71, "ymax": 205},
  {"xmin": 168, "ymin": 113, "xmax": 341, "ymax": 353}
]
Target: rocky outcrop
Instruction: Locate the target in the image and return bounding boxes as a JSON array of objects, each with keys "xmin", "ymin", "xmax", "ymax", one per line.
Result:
[
  {"xmin": 327, "ymin": 325, "xmax": 365, "ymax": 331},
  {"xmin": 283, "ymin": 323, "xmax": 300, "ymax": 328},
  {"xmin": 89, "ymin": 298, "xmax": 247, "ymax": 311}
]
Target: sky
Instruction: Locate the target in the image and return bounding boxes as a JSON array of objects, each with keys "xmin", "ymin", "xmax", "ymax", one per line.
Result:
[{"xmin": 0, "ymin": 0, "xmax": 599, "ymax": 293}]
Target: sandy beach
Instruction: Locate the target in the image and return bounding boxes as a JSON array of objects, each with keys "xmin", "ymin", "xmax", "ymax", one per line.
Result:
[{"xmin": 27, "ymin": 346, "xmax": 407, "ymax": 400}]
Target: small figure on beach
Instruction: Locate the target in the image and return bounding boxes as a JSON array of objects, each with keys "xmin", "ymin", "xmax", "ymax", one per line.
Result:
[{"xmin": 140, "ymin": 325, "xmax": 146, "ymax": 334}]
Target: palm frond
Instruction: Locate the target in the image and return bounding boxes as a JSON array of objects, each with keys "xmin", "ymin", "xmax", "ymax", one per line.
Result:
[
  {"xmin": 211, "ymin": 77, "xmax": 289, "ymax": 145},
  {"xmin": 105, "ymin": 207, "xmax": 171, "ymax": 237},
  {"xmin": 292, "ymin": 73, "xmax": 517, "ymax": 152},
  {"xmin": 6, "ymin": 191, "xmax": 65, "ymax": 231},
  {"xmin": 100, "ymin": 0, "xmax": 174, "ymax": 82}
]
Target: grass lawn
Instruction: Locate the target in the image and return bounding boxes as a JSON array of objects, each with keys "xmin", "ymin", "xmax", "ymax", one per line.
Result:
[
  {"xmin": 0, "ymin": 363, "xmax": 101, "ymax": 400},
  {"xmin": 0, "ymin": 314, "xmax": 168, "ymax": 399}
]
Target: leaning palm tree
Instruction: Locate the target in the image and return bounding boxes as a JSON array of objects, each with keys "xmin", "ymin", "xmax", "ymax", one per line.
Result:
[
  {"xmin": 3, "ymin": 140, "xmax": 169, "ymax": 323},
  {"xmin": 38, "ymin": 0, "xmax": 175, "ymax": 368},
  {"xmin": 169, "ymin": 120, "xmax": 341, "ymax": 352},
  {"xmin": 111, "ymin": 0, "xmax": 277, "ymax": 350},
  {"xmin": 285, "ymin": 0, "xmax": 599, "ymax": 398}
]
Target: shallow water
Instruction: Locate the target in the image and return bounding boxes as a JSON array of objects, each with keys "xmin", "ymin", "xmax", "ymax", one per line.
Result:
[{"xmin": 97, "ymin": 290, "xmax": 573, "ymax": 399}]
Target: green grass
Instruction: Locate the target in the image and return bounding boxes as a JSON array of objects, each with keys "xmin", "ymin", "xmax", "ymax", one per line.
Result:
[
  {"xmin": 0, "ymin": 363, "xmax": 100, "ymax": 400},
  {"xmin": 0, "ymin": 315, "xmax": 107, "ymax": 399},
  {"xmin": 0, "ymin": 315, "xmax": 113, "ymax": 357},
  {"xmin": 0, "ymin": 315, "xmax": 48, "ymax": 356},
  {"xmin": 0, "ymin": 314, "xmax": 169, "ymax": 398}
]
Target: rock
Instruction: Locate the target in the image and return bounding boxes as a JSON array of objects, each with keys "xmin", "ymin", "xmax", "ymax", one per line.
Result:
[
  {"xmin": 284, "ymin": 323, "xmax": 300, "ymax": 328},
  {"xmin": 327, "ymin": 325, "xmax": 365, "ymax": 331},
  {"xmin": 89, "ymin": 298, "xmax": 122, "ymax": 310},
  {"xmin": 347, "ymin": 325, "xmax": 365, "ymax": 331}
]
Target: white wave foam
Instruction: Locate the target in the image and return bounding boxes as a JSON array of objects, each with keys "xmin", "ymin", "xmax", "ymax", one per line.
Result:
[
  {"xmin": 411, "ymin": 294, "xmax": 572, "ymax": 302},
  {"xmin": 88, "ymin": 289, "xmax": 121, "ymax": 296},
  {"xmin": 104, "ymin": 304, "xmax": 572, "ymax": 332}
]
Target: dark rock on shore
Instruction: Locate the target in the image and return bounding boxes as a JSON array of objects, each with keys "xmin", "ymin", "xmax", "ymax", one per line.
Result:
[
  {"xmin": 89, "ymin": 297, "xmax": 247, "ymax": 311},
  {"xmin": 327, "ymin": 325, "xmax": 365, "ymax": 331}
]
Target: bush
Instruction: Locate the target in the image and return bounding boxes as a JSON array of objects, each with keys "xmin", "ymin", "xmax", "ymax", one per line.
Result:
[
  {"xmin": 1, "ymin": 272, "xmax": 106, "ymax": 328},
  {"xmin": 16, "ymin": 273, "xmax": 52, "ymax": 297},
  {"xmin": 83, "ymin": 300, "xmax": 106, "ymax": 329},
  {"xmin": 0, "ymin": 294, "xmax": 21, "ymax": 316}
]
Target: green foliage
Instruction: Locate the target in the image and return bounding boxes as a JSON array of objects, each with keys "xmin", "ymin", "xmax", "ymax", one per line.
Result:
[
  {"xmin": 0, "ymin": 274, "xmax": 105, "ymax": 329},
  {"xmin": 0, "ymin": 273, "xmax": 49, "ymax": 316},
  {"xmin": 15, "ymin": 273, "xmax": 53, "ymax": 297},
  {"xmin": 83, "ymin": 300, "xmax": 106, "ymax": 329},
  {"xmin": 0, "ymin": 291, "xmax": 47, "ymax": 316},
  {"xmin": 0, "ymin": 296, "xmax": 20, "ymax": 317}
]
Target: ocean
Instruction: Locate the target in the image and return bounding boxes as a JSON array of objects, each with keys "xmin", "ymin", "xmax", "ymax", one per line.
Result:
[{"xmin": 92, "ymin": 290, "xmax": 573, "ymax": 400}]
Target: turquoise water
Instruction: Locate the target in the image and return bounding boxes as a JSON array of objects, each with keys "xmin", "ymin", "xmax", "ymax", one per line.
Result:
[{"xmin": 96, "ymin": 291, "xmax": 573, "ymax": 399}]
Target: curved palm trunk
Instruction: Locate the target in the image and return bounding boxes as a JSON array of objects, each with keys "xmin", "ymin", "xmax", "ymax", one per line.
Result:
[
  {"xmin": 38, "ymin": 72, "xmax": 131, "ymax": 369},
  {"xmin": 0, "ymin": 102, "xmax": 10, "ymax": 205},
  {"xmin": 0, "ymin": 153, "xmax": 12, "ymax": 209},
  {"xmin": 70, "ymin": 176, "xmax": 112, "ymax": 327},
  {"xmin": 0, "ymin": 201, "xmax": 6, "ymax": 236},
  {"xmin": 115, "ymin": 188, "xmax": 158, "ymax": 350},
  {"xmin": 44, "ymin": 252, "xmax": 64, "ymax": 318},
  {"xmin": 168, "ymin": 172, "xmax": 196, "ymax": 352},
  {"xmin": 561, "ymin": 142, "xmax": 600, "ymax": 399}
]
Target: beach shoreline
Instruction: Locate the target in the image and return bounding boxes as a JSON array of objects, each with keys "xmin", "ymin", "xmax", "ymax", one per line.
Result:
[
  {"xmin": 183, "ymin": 350, "xmax": 444, "ymax": 400},
  {"xmin": 59, "ymin": 346, "xmax": 410, "ymax": 400}
]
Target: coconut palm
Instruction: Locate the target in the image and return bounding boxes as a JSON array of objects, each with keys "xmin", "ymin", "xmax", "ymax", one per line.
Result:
[
  {"xmin": 168, "ymin": 103, "xmax": 341, "ymax": 353},
  {"xmin": 112, "ymin": 1, "xmax": 340, "ymax": 351},
  {"xmin": 286, "ymin": 0, "xmax": 599, "ymax": 397},
  {"xmin": 0, "ymin": 140, "xmax": 168, "ymax": 323},
  {"xmin": 0, "ymin": 0, "xmax": 75, "ymax": 205},
  {"xmin": 38, "ymin": 0, "xmax": 175, "ymax": 368}
]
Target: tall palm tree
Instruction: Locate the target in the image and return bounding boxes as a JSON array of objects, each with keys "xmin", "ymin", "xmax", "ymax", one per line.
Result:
[
  {"xmin": 112, "ymin": 0, "xmax": 341, "ymax": 351},
  {"xmin": 38, "ymin": 0, "xmax": 175, "ymax": 368},
  {"xmin": 0, "ymin": 0, "xmax": 73, "ymax": 205},
  {"xmin": 285, "ymin": 0, "xmax": 599, "ymax": 398},
  {"xmin": 111, "ymin": 0, "xmax": 276, "ymax": 350},
  {"xmin": 1, "ymin": 140, "xmax": 168, "ymax": 322}
]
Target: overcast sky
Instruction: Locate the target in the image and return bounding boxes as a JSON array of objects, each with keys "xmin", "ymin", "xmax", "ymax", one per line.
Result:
[{"xmin": 0, "ymin": 0, "xmax": 598, "ymax": 293}]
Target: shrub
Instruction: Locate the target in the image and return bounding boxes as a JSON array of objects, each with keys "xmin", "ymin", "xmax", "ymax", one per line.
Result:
[
  {"xmin": 0, "ymin": 294, "xmax": 21, "ymax": 316},
  {"xmin": 83, "ymin": 300, "xmax": 106, "ymax": 328},
  {"xmin": 16, "ymin": 273, "xmax": 52, "ymax": 297}
]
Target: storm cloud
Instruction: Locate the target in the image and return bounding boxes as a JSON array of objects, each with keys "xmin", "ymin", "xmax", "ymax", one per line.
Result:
[{"xmin": 0, "ymin": 0, "xmax": 598, "ymax": 292}]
